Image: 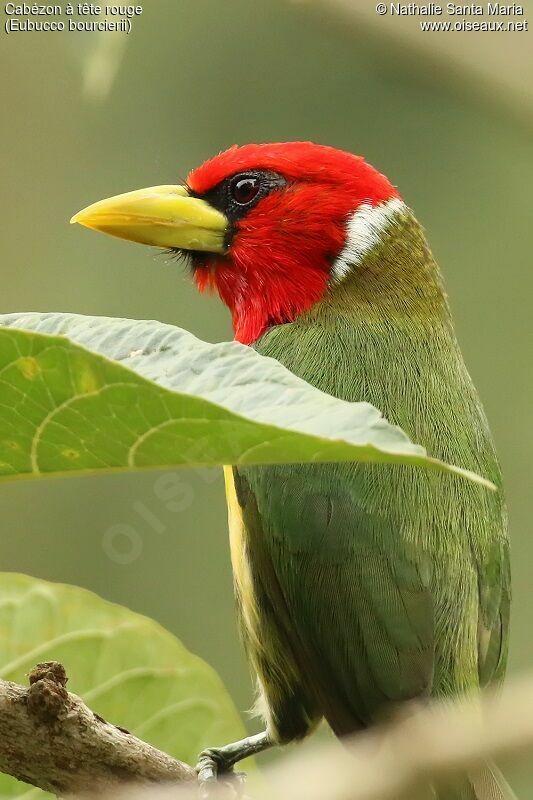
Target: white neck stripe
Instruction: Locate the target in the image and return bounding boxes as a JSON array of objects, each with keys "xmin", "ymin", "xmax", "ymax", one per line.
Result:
[{"xmin": 331, "ymin": 197, "xmax": 407, "ymax": 283}]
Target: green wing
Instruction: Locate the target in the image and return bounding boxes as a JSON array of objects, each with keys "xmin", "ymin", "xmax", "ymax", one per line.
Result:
[
  {"xmin": 233, "ymin": 457, "xmax": 509, "ymax": 736},
  {"xmin": 234, "ymin": 462, "xmax": 436, "ymax": 734}
]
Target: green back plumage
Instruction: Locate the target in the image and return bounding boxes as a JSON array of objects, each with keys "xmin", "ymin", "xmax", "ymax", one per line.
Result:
[{"xmin": 228, "ymin": 210, "xmax": 510, "ymax": 797}]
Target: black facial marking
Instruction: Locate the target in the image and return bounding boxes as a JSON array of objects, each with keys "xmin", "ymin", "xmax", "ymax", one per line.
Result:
[
  {"xmin": 193, "ymin": 169, "xmax": 286, "ymax": 222},
  {"xmin": 172, "ymin": 170, "xmax": 287, "ymax": 269}
]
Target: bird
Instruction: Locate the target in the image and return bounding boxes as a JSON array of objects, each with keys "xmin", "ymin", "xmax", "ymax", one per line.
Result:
[{"xmin": 71, "ymin": 142, "xmax": 511, "ymax": 799}]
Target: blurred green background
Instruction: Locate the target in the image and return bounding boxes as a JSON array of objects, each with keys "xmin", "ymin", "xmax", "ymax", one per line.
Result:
[{"xmin": 1, "ymin": 0, "xmax": 532, "ymax": 793}]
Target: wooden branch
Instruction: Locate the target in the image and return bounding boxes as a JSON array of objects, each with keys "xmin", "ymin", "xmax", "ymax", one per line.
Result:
[
  {"xmin": 0, "ymin": 662, "xmax": 195, "ymax": 796},
  {"xmin": 96, "ymin": 674, "xmax": 533, "ymax": 800},
  {"xmin": 3, "ymin": 661, "xmax": 533, "ymax": 800}
]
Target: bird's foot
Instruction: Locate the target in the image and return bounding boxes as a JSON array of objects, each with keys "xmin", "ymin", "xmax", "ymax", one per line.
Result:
[
  {"xmin": 196, "ymin": 732, "xmax": 272, "ymax": 797},
  {"xmin": 196, "ymin": 746, "xmax": 245, "ymax": 782}
]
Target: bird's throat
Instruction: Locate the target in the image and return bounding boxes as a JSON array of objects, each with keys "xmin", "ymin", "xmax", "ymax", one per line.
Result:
[{"xmin": 195, "ymin": 257, "xmax": 331, "ymax": 345}]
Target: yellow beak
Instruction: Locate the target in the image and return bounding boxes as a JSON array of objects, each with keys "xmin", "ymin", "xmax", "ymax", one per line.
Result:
[{"xmin": 70, "ymin": 184, "xmax": 228, "ymax": 253}]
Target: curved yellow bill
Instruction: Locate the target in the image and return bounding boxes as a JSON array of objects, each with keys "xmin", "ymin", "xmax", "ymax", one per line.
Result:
[{"xmin": 70, "ymin": 184, "xmax": 227, "ymax": 253}]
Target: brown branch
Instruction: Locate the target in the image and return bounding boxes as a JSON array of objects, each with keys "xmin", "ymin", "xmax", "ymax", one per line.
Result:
[
  {"xmin": 0, "ymin": 662, "xmax": 195, "ymax": 796},
  {"xmin": 3, "ymin": 661, "xmax": 533, "ymax": 800},
  {"xmin": 92, "ymin": 676, "xmax": 533, "ymax": 800}
]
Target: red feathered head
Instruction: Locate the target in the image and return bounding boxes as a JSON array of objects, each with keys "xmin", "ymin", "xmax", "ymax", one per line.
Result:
[{"xmin": 71, "ymin": 142, "xmax": 400, "ymax": 343}]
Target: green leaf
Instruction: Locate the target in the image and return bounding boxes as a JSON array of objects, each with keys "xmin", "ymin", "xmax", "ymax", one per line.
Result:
[
  {"xmin": 0, "ymin": 313, "xmax": 492, "ymax": 486},
  {"xmin": 0, "ymin": 573, "xmax": 246, "ymax": 799}
]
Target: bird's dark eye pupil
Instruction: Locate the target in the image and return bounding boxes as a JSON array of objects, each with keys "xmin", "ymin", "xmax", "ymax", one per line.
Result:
[{"xmin": 231, "ymin": 176, "xmax": 260, "ymax": 205}]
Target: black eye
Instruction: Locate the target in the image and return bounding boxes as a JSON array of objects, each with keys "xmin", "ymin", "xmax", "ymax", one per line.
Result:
[{"xmin": 230, "ymin": 175, "xmax": 261, "ymax": 206}]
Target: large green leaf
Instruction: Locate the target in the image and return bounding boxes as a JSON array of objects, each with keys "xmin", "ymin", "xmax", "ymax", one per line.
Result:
[
  {"xmin": 0, "ymin": 313, "xmax": 492, "ymax": 486},
  {"xmin": 0, "ymin": 573, "xmax": 246, "ymax": 799}
]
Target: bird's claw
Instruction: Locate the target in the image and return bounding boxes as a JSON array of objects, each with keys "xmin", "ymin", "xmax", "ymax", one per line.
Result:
[{"xmin": 196, "ymin": 748, "xmax": 246, "ymax": 798}]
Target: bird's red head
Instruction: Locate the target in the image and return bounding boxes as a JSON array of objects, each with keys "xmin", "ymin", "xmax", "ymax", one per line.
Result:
[
  {"xmin": 186, "ymin": 142, "xmax": 400, "ymax": 343},
  {"xmin": 71, "ymin": 142, "xmax": 403, "ymax": 344}
]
